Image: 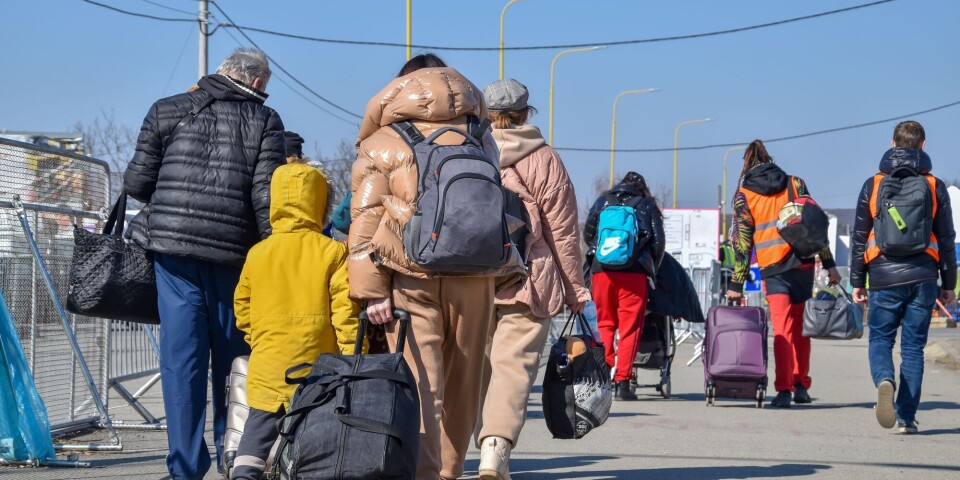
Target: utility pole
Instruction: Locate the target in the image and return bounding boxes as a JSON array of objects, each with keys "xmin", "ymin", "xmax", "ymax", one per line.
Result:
[{"xmin": 198, "ymin": 0, "xmax": 208, "ymax": 79}]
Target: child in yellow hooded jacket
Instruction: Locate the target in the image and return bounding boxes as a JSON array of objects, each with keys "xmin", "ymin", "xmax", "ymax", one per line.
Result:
[{"xmin": 232, "ymin": 162, "xmax": 360, "ymax": 480}]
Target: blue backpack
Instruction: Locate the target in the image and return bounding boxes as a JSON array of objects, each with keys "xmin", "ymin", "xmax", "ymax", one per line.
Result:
[{"xmin": 595, "ymin": 195, "xmax": 647, "ymax": 269}]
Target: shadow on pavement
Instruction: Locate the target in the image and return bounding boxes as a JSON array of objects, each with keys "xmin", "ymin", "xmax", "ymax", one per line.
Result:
[
  {"xmin": 505, "ymin": 459, "xmax": 830, "ymax": 479},
  {"xmin": 526, "ymin": 411, "xmax": 652, "ymax": 419},
  {"xmin": 919, "ymin": 400, "xmax": 960, "ymax": 411},
  {"xmin": 791, "ymin": 402, "xmax": 875, "ymax": 410}
]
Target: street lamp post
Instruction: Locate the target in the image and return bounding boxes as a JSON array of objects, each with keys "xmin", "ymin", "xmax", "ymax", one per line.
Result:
[
  {"xmin": 721, "ymin": 145, "xmax": 746, "ymax": 240},
  {"xmin": 672, "ymin": 118, "xmax": 713, "ymax": 208},
  {"xmin": 549, "ymin": 46, "xmax": 604, "ymax": 146},
  {"xmin": 499, "ymin": 0, "xmax": 528, "ymax": 79},
  {"xmin": 406, "ymin": 0, "xmax": 412, "ymax": 60},
  {"xmin": 609, "ymin": 88, "xmax": 660, "ymax": 188}
]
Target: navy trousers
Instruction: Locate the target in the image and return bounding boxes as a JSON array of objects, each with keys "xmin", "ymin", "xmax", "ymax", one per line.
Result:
[{"xmin": 155, "ymin": 253, "xmax": 249, "ymax": 479}]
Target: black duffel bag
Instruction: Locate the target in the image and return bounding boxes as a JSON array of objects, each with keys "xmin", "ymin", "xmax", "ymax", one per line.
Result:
[
  {"xmin": 275, "ymin": 310, "xmax": 420, "ymax": 480},
  {"xmin": 542, "ymin": 313, "xmax": 612, "ymax": 439},
  {"xmin": 777, "ymin": 179, "xmax": 830, "ymax": 259},
  {"xmin": 66, "ymin": 194, "xmax": 160, "ymax": 324},
  {"xmin": 803, "ymin": 288, "xmax": 864, "ymax": 340}
]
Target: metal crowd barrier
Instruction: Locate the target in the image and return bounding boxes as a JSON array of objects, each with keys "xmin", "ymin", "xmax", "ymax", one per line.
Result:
[
  {"xmin": 0, "ymin": 137, "xmax": 122, "ymax": 452},
  {"xmin": 681, "ymin": 262, "xmax": 721, "ymax": 366}
]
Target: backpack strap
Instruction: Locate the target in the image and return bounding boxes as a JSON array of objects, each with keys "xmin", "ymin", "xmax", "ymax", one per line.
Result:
[
  {"xmin": 389, "ymin": 121, "xmax": 426, "ymax": 148},
  {"xmin": 786, "ymin": 176, "xmax": 797, "ymax": 202},
  {"xmin": 164, "ymin": 91, "xmax": 216, "ymax": 150}
]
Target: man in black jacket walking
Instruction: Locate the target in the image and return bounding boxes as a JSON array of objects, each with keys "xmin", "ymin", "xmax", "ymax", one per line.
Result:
[
  {"xmin": 851, "ymin": 121, "xmax": 956, "ymax": 435},
  {"xmin": 123, "ymin": 48, "xmax": 284, "ymax": 479}
]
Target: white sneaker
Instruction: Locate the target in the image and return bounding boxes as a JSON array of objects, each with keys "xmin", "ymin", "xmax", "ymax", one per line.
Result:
[{"xmin": 478, "ymin": 436, "xmax": 512, "ymax": 480}]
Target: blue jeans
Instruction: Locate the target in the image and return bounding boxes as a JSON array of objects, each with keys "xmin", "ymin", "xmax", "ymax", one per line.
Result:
[
  {"xmin": 867, "ymin": 280, "xmax": 939, "ymax": 424},
  {"xmin": 155, "ymin": 254, "xmax": 249, "ymax": 479}
]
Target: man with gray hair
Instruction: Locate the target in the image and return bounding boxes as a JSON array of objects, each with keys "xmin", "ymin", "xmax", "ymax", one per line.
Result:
[{"xmin": 123, "ymin": 47, "xmax": 285, "ymax": 479}]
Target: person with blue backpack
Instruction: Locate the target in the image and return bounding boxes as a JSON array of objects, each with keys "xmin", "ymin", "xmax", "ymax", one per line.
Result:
[{"xmin": 583, "ymin": 172, "xmax": 665, "ymax": 400}]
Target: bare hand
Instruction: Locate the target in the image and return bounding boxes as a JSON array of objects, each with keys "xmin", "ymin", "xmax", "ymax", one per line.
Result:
[
  {"xmin": 852, "ymin": 287, "xmax": 868, "ymax": 305},
  {"xmin": 940, "ymin": 289, "xmax": 956, "ymax": 305},
  {"xmin": 365, "ymin": 297, "xmax": 394, "ymax": 325},
  {"xmin": 568, "ymin": 301, "xmax": 585, "ymax": 314},
  {"xmin": 827, "ymin": 267, "xmax": 842, "ymax": 286}
]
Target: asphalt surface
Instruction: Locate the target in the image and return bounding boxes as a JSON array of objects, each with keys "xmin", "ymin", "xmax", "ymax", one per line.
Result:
[{"xmin": 5, "ymin": 326, "xmax": 960, "ymax": 480}]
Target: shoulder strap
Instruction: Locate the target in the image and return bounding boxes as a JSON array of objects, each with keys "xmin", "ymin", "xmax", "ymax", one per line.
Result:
[
  {"xmin": 389, "ymin": 121, "xmax": 426, "ymax": 148},
  {"xmin": 102, "ymin": 193, "xmax": 128, "ymax": 236},
  {"xmin": 164, "ymin": 92, "xmax": 216, "ymax": 150},
  {"xmin": 508, "ymin": 164, "xmax": 531, "ymax": 194},
  {"xmin": 787, "ymin": 176, "xmax": 796, "ymax": 202}
]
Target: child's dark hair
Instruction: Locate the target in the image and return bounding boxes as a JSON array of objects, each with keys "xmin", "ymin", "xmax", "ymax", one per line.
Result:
[{"xmin": 397, "ymin": 53, "xmax": 447, "ymax": 77}]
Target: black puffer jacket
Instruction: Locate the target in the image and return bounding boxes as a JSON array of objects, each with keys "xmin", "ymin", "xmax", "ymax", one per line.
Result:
[
  {"xmin": 583, "ymin": 184, "xmax": 665, "ymax": 277},
  {"xmin": 124, "ymin": 74, "xmax": 285, "ymax": 267},
  {"xmin": 850, "ymin": 148, "xmax": 956, "ymax": 290}
]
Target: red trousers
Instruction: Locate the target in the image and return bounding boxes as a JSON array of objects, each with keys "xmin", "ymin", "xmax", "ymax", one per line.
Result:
[
  {"xmin": 592, "ymin": 271, "xmax": 648, "ymax": 382},
  {"xmin": 766, "ymin": 293, "xmax": 812, "ymax": 393}
]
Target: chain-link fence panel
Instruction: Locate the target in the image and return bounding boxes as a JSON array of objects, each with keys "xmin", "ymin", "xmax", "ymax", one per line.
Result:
[{"xmin": 0, "ymin": 137, "xmax": 111, "ymax": 434}]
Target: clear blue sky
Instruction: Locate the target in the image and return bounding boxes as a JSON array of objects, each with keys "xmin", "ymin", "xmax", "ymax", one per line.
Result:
[{"xmin": 2, "ymin": 0, "xmax": 957, "ymax": 210}]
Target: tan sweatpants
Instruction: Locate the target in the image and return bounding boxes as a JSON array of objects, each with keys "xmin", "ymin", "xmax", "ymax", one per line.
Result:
[
  {"xmin": 476, "ymin": 302, "xmax": 550, "ymax": 447},
  {"xmin": 386, "ymin": 274, "xmax": 495, "ymax": 480}
]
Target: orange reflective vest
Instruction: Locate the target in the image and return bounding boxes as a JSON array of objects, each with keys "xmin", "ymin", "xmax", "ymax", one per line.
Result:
[
  {"xmin": 740, "ymin": 181, "xmax": 795, "ymax": 269},
  {"xmin": 864, "ymin": 173, "xmax": 939, "ymax": 264}
]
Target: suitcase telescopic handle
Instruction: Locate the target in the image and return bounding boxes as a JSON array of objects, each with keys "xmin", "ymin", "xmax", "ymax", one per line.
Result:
[{"xmin": 357, "ymin": 309, "xmax": 411, "ymax": 354}]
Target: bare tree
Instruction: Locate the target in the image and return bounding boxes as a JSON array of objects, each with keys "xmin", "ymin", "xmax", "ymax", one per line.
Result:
[
  {"xmin": 74, "ymin": 110, "xmax": 137, "ymax": 200},
  {"xmin": 652, "ymin": 182, "xmax": 672, "ymax": 208},
  {"xmin": 312, "ymin": 139, "xmax": 354, "ymax": 208}
]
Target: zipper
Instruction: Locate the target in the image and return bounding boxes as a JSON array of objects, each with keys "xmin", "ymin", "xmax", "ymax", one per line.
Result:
[
  {"xmin": 431, "ymin": 173, "xmax": 501, "ymax": 249},
  {"xmin": 420, "ymin": 151, "xmax": 494, "ymax": 193}
]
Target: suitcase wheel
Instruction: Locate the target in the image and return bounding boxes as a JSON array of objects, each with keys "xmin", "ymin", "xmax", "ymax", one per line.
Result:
[
  {"xmin": 706, "ymin": 385, "xmax": 715, "ymax": 406},
  {"xmin": 756, "ymin": 387, "xmax": 766, "ymax": 409},
  {"xmin": 660, "ymin": 380, "xmax": 671, "ymax": 399}
]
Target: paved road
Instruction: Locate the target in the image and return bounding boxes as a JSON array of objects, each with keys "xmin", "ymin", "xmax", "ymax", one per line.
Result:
[{"xmin": 7, "ymin": 329, "xmax": 960, "ymax": 479}]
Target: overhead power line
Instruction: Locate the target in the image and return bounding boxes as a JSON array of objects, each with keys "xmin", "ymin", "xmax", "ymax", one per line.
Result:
[
  {"xmin": 217, "ymin": 0, "xmax": 896, "ymax": 51},
  {"xmin": 139, "ymin": 0, "xmax": 196, "ymax": 16},
  {"xmin": 208, "ymin": 1, "xmax": 363, "ymax": 123},
  {"xmin": 81, "ymin": 0, "xmax": 195, "ymax": 22},
  {"xmin": 555, "ymin": 99, "xmax": 960, "ymax": 154}
]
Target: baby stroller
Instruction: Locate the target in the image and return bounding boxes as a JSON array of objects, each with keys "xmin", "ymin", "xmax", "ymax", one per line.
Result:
[{"xmin": 631, "ymin": 312, "xmax": 676, "ymax": 398}]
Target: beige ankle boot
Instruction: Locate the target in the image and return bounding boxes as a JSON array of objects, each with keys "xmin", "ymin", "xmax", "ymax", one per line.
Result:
[{"xmin": 478, "ymin": 436, "xmax": 512, "ymax": 480}]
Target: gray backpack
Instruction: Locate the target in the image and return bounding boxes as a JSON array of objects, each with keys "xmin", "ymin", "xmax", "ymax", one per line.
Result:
[
  {"xmin": 391, "ymin": 118, "xmax": 511, "ymax": 273},
  {"xmin": 874, "ymin": 166, "xmax": 935, "ymax": 257}
]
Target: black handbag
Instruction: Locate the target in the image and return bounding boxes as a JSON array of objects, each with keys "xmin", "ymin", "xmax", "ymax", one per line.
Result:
[
  {"xmin": 66, "ymin": 194, "xmax": 160, "ymax": 324},
  {"xmin": 542, "ymin": 313, "xmax": 612, "ymax": 439}
]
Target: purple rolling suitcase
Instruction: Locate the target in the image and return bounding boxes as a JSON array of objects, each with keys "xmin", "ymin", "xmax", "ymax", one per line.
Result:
[{"xmin": 703, "ymin": 304, "xmax": 768, "ymax": 408}]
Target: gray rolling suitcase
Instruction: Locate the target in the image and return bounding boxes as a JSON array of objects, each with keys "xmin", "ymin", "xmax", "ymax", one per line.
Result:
[{"xmin": 223, "ymin": 356, "xmax": 279, "ymax": 479}]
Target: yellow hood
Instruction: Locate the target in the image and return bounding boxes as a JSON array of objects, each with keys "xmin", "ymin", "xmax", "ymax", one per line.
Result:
[{"xmin": 270, "ymin": 163, "xmax": 329, "ymax": 234}]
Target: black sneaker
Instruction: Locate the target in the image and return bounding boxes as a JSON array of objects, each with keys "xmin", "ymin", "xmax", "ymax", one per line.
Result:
[
  {"xmin": 793, "ymin": 384, "xmax": 812, "ymax": 404},
  {"xmin": 615, "ymin": 380, "xmax": 638, "ymax": 401},
  {"xmin": 896, "ymin": 419, "xmax": 919, "ymax": 434},
  {"xmin": 769, "ymin": 390, "xmax": 792, "ymax": 408}
]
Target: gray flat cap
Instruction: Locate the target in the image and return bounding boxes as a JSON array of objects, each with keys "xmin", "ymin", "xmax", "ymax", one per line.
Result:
[{"xmin": 483, "ymin": 78, "xmax": 529, "ymax": 111}]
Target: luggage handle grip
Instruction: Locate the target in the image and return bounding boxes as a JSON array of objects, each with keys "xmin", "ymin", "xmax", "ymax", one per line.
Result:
[
  {"xmin": 284, "ymin": 362, "xmax": 316, "ymax": 385},
  {"xmin": 357, "ymin": 309, "xmax": 411, "ymax": 355}
]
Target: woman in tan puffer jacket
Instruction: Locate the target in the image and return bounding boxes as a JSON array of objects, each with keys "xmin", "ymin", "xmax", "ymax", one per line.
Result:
[
  {"xmin": 474, "ymin": 79, "xmax": 591, "ymax": 480},
  {"xmin": 348, "ymin": 54, "xmax": 523, "ymax": 480}
]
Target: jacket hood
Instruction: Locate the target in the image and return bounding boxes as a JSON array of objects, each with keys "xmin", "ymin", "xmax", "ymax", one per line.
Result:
[
  {"xmin": 608, "ymin": 183, "xmax": 646, "ymax": 199},
  {"xmin": 198, "ymin": 74, "xmax": 268, "ymax": 104},
  {"xmin": 880, "ymin": 148, "xmax": 932, "ymax": 175},
  {"xmin": 357, "ymin": 67, "xmax": 487, "ymax": 143},
  {"xmin": 492, "ymin": 124, "xmax": 546, "ymax": 167},
  {"xmin": 269, "ymin": 163, "xmax": 328, "ymax": 234},
  {"xmin": 742, "ymin": 162, "xmax": 789, "ymax": 195}
]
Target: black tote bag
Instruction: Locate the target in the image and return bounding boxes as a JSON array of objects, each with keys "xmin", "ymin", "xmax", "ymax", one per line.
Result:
[
  {"xmin": 542, "ymin": 313, "xmax": 612, "ymax": 439},
  {"xmin": 66, "ymin": 194, "xmax": 160, "ymax": 324}
]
